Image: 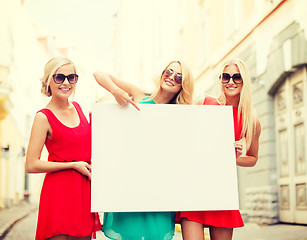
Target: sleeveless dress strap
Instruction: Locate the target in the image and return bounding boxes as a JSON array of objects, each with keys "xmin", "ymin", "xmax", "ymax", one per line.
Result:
[{"xmin": 71, "ymin": 101, "xmax": 88, "ymax": 124}]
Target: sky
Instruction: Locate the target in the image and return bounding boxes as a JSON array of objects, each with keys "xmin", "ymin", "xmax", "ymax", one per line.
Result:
[{"xmin": 25, "ymin": 0, "xmax": 120, "ymax": 71}]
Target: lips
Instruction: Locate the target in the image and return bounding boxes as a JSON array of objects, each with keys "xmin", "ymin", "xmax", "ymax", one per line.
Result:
[
  {"xmin": 226, "ymin": 85, "xmax": 237, "ymax": 89},
  {"xmin": 165, "ymin": 79, "xmax": 175, "ymax": 86},
  {"xmin": 59, "ymin": 87, "xmax": 71, "ymax": 92}
]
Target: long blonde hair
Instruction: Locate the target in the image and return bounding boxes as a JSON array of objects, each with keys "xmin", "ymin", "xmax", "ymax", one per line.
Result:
[
  {"xmin": 150, "ymin": 60, "xmax": 194, "ymax": 104},
  {"xmin": 218, "ymin": 58, "xmax": 256, "ymax": 150},
  {"xmin": 41, "ymin": 57, "xmax": 76, "ymax": 97}
]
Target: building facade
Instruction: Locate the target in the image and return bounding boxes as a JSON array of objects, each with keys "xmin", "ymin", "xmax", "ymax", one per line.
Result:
[
  {"xmin": 0, "ymin": 0, "xmax": 67, "ymax": 207},
  {"xmin": 194, "ymin": 0, "xmax": 307, "ymax": 225},
  {"xmin": 111, "ymin": 0, "xmax": 307, "ymax": 224}
]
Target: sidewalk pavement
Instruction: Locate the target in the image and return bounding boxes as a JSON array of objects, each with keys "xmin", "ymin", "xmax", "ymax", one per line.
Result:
[
  {"xmin": 233, "ymin": 222, "xmax": 307, "ymax": 240},
  {"xmin": 1, "ymin": 201, "xmax": 307, "ymax": 240},
  {"xmin": 0, "ymin": 200, "xmax": 38, "ymax": 239}
]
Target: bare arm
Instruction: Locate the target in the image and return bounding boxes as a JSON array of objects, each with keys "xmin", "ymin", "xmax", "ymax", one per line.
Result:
[
  {"xmin": 236, "ymin": 118, "xmax": 261, "ymax": 167},
  {"xmin": 26, "ymin": 113, "xmax": 91, "ymax": 179},
  {"xmin": 93, "ymin": 71, "xmax": 146, "ymax": 110}
]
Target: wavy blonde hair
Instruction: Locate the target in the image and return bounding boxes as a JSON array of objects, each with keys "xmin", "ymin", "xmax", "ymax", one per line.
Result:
[
  {"xmin": 41, "ymin": 57, "xmax": 76, "ymax": 97},
  {"xmin": 150, "ymin": 60, "xmax": 194, "ymax": 104},
  {"xmin": 218, "ymin": 58, "xmax": 256, "ymax": 150}
]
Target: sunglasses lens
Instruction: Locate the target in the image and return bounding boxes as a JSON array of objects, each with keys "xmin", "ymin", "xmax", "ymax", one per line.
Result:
[
  {"xmin": 222, "ymin": 73, "xmax": 230, "ymax": 82},
  {"xmin": 175, "ymin": 75, "xmax": 182, "ymax": 84},
  {"xmin": 67, "ymin": 74, "xmax": 78, "ymax": 83},
  {"xmin": 165, "ymin": 68, "xmax": 173, "ymax": 77},
  {"xmin": 233, "ymin": 74, "xmax": 242, "ymax": 83},
  {"xmin": 53, "ymin": 74, "xmax": 65, "ymax": 83}
]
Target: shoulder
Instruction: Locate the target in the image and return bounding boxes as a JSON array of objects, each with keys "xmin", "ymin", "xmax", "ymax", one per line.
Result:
[
  {"xmin": 201, "ymin": 96, "xmax": 219, "ymax": 105},
  {"xmin": 133, "ymin": 87, "xmax": 146, "ymax": 98},
  {"xmin": 33, "ymin": 111, "xmax": 51, "ymax": 130},
  {"xmin": 35, "ymin": 111, "xmax": 49, "ymax": 121}
]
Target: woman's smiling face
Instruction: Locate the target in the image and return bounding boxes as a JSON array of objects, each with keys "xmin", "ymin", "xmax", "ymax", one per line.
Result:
[
  {"xmin": 160, "ymin": 62, "xmax": 182, "ymax": 94},
  {"xmin": 49, "ymin": 64, "xmax": 76, "ymax": 98},
  {"xmin": 221, "ymin": 64, "xmax": 243, "ymax": 99}
]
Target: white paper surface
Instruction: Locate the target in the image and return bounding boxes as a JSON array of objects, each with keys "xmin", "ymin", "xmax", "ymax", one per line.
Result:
[{"xmin": 91, "ymin": 103, "xmax": 239, "ymax": 212}]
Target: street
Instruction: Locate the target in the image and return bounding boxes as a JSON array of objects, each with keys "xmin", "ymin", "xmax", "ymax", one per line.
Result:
[
  {"xmin": 2, "ymin": 210, "xmax": 183, "ymax": 240},
  {"xmin": 2, "ymin": 207, "xmax": 307, "ymax": 240},
  {"xmin": 3, "ymin": 210, "xmax": 36, "ymax": 240}
]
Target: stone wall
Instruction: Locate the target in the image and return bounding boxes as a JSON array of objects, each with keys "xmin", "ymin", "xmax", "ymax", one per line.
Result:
[{"xmin": 245, "ymin": 185, "xmax": 279, "ymax": 224}]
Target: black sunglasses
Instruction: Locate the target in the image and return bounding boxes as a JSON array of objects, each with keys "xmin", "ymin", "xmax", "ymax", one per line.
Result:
[
  {"xmin": 52, "ymin": 74, "xmax": 79, "ymax": 84},
  {"xmin": 162, "ymin": 68, "xmax": 182, "ymax": 85},
  {"xmin": 220, "ymin": 73, "xmax": 243, "ymax": 84}
]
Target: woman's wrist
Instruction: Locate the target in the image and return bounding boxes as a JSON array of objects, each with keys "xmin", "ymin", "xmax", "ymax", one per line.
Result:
[
  {"xmin": 111, "ymin": 87, "xmax": 123, "ymax": 95},
  {"xmin": 70, "ymin": 162, "xmax": 77, "ymax": 170}
]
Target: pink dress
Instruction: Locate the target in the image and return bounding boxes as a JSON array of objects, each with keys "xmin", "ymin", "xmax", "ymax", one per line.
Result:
[
  {"xmin": 35, "ymin": 101, "xmax": 101, "ymax": 240},
  {"xmin": 175, "ymin": 96, "xmax": 244, "ymax": 228}
]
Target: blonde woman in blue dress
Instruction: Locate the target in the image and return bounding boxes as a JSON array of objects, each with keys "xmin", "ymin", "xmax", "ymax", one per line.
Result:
[{"xmin": 93, "ymin": 60, "xmax": 194, "ymax": 240}]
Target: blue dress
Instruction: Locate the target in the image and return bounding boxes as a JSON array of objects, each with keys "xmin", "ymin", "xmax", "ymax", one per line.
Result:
[{"xmin": 102, "ymin": 95, "xmax": 175, "ymax": 240}]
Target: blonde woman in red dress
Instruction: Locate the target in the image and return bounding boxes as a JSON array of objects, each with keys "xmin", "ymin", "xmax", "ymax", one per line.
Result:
[
  {"xmin": 176, "ymin": 59, "xmax": 261, "ymax": 240},
  {"xmin": 26, "ymin": 57, "xmax": 101, "ymax": 240}
]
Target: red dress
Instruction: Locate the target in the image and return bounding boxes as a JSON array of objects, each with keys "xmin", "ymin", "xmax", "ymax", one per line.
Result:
[
  {"xmin": 35, "ymin": 101, "xmax": 101, "ymax": 240},
  {"xmin": 175, "ymin": 96, "xmax": 244, "ymax": 228}
]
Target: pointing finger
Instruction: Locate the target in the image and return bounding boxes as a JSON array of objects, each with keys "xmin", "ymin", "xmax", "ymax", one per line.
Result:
[{"xmin": 129, "ymin": 99, "xmax": 140, "ymax": 111}]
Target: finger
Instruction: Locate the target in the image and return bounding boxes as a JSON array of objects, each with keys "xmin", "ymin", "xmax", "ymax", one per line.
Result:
[
  {"xmin": 129, "ymin": 99, "xmax": 140, "ymax": 111},
  {"xmin": 115, "ymin": 97, "xmax": 126, "ymax": 106},
  {"xmin": 234, "ymin": 143, "xmax": 243, "ymax": 149},
  {"xmin": 85, "ymin": 168, "xmax": 91, "ymax": 179},
  {"xmin": 86, "ymin": 163, "xmax": 92, "ymax": 173},
  {"xmin": 83, "ymin": 163, "xmax": 90, "ymax": 171}
]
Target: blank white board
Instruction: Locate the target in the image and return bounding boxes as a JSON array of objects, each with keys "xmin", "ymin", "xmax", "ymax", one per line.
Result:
[{"xmin": 91, "ymin": 103, "xmax": 239, "ymax": 212}]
